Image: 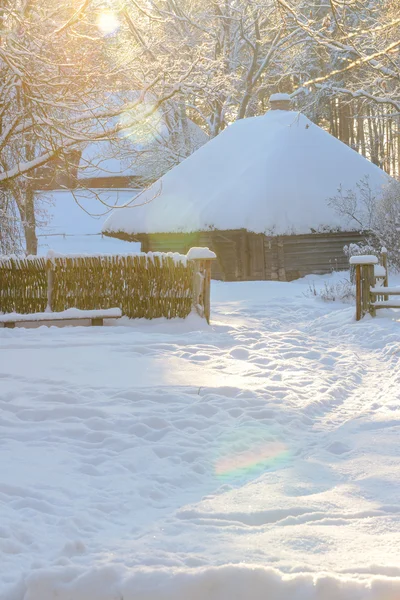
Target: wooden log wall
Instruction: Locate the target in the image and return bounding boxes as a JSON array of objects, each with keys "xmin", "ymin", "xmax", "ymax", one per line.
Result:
[
  {"xmin": 130, "ymin": 230, "xmax": 366, "ymax": 282},
  {"xmin": 138, "ymin": 232, "xmax": 237, "ymax": 281},
  {"xmin": 210, "ymin": 230, "xmax": 366, "ymax": 281},
  {"xmin": 277, "ymin": 232, "xmax": 366, "ymax": 281}
]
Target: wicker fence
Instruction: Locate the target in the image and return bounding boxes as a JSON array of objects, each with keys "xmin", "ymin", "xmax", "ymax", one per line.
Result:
[
  {"xmin": 0, "ymin": 250, "xmax": 216, "ymax": 321},
  {"xmin": 50, "ymin": 254, "xmax": 194, "ymax": 319},
  {"xmin": 0, "ymin": 257, "xmax": 48, "ymax": 314}
]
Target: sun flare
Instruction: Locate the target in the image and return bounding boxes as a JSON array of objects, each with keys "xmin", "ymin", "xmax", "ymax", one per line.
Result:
[
  {"xmin": 97, "ymin": 9, "xmax": 120, "ymax": 35},
  {"xmin": 118, "ymin": 103, "xmax": 164, "ymax": 145}
]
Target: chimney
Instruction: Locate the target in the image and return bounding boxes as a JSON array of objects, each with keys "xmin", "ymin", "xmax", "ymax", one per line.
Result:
[{"xmin": 269, "ymin": 93, "xmax": 291, "ymax": 111}]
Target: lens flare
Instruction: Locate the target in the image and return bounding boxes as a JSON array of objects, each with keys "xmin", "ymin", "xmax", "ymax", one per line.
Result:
[
  {"xmin": 214, "ymin": 424, "xmax": 291, "ymax": 482},
  {"xmin": 97, "ymin": 9, "xmax": 120, "ymax": 35},
  {"xmin": 215, "ymin": 441, "xmax": 289, "ymax": 480},
  {"xmin": 118, "ymin": 103, "xmax": 164, "ymax": 145}
]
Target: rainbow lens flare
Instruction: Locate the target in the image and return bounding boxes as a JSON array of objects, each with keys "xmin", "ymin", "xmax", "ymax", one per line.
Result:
[{"xmin": 214, "ymin": 426, "xmax": 291, "ymax": 481}]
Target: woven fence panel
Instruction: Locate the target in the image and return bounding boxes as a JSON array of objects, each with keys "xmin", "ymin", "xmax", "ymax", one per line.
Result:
[
  {"xmin": 0, "ymin": 257, "xmax": 47, "ymax": 314},
  {"xmin": 51, "ymin": 255, "xmax": 194, "ymax": 319}
]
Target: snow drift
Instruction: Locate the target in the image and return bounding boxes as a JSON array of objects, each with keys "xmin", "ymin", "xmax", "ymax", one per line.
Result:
[{"xmin": 8, "ymin": 564, "xmax": 400, "ymax": 600}]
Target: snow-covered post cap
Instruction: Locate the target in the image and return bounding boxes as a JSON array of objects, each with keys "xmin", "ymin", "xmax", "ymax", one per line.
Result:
[
  {"xmin": 269, "ymin": 93, "xmax": 291, "ymax": 111},
  {"xmin": 186, "ymin": 247, "xmax": 216, "ymax": 261},
  {"xmin": 349, "ymin": 255, "xmax": 379, "ymax": 265},
  {"xmin": 270, "ymin": 93, "xmax": 291, "ymax": 102}
]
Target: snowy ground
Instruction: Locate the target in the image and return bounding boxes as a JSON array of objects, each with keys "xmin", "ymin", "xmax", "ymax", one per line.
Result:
[{"xmin": 1, "ymin": 272, "xmax": 400, "ymax": 600}]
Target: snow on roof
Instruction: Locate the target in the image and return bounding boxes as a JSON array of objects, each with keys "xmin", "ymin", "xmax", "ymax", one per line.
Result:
[
  {"xmin": 36, "ymin": 189, "xmax": 141, "ymax": 255},
  {"xmin": 79, "ymin": 116, "xmax": 208, "ymax": 181},
  {"xmin": 103, "ymin": 110, "xmax": 390, "ymax": 237},
  {"xmin": 78, "ymin": 141, "xmax": 140, "ymax": 179}
]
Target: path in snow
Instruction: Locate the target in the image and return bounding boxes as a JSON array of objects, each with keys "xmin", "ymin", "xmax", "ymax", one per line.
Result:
[{"xmin": 0, "ymin": 274, "xmax": 399, "ymax": 599}]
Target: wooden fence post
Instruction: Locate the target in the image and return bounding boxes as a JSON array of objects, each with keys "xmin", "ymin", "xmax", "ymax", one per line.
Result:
[
  {"xmin": 362, "ymin": 264, "xmax": 369, "ymax": 316},
  {"xmin": 381, "ymin": 247, "xmax": 388, "ymax": 300},
  {"xmin": 349, "ymin": 255, "xmax": 378, "ymax": 321},
  {"xmin": 355, "ymin": 264, "xmax": 361, "ymax": 321},
  {"xmin": 187, "ymin": 248, "xmax": 216, "ymax": 324},
  {"xmin": 367, "ymin": 263, "xmax": 376, "ymax": 317}
]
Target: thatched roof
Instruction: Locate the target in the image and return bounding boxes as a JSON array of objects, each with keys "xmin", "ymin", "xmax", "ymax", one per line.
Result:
[{"xmin": 103, "ymin": 109, "xmax": 389, "ymax": 237}]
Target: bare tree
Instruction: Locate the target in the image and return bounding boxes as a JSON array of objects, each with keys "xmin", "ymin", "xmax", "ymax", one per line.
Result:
[
  {"xmin": 124, "ymin": 0, "xmax": 307, "ymax": 136},
  {"xmin": 277, "ymin": 0, "xmax": 400, "ymax": 175},
  {"xmin": 329, "ymin": 177, "xmax": 400, "ymax": 270},
  {"xmin": 0, "ymin": 0, "xmax": 192, "ymax": 253},
  {"xmin": 4, "ymin": 0, "xmax": 398, "ymax": 255},
  {"xmin": 0, "ymin": 191, "xmax": 22, "ymax": 254}
]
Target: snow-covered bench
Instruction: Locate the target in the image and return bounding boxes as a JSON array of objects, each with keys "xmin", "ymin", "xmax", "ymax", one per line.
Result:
[{"xmin": 0, "ymin": 308, "xmax": 122, "ymax": 329}]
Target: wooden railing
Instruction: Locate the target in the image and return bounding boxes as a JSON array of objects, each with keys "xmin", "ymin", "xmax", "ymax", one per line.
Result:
[{"xmin": 351, "ymin": 248, "xmax": 400, "ymax": 321}]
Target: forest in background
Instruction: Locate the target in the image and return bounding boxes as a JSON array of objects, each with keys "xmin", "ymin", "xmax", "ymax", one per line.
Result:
[{"xmin": 0, "ymin": 0, "xmax": 399, "ymax": 253}]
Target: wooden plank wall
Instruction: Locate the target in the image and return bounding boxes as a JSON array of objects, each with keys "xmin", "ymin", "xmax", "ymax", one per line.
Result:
[
  {"xmin": 139, "ymin": 232, "xmax": 242, "ymax": 281},
  {"xmin": 278, "ymin": 232, "xmax": 365, "ymax": 281},
  {"xmin": 134, "ymin": 230, "xmax": 366, "ymax": 282},
  {"xmin": 205, "ymin": 231, "xmax": 245, "ymax": 281}
]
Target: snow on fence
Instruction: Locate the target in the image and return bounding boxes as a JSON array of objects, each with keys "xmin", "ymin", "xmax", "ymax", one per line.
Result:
[{"xmin": 0, "ymin": 249, "xmax": 216, "ymax": 322}]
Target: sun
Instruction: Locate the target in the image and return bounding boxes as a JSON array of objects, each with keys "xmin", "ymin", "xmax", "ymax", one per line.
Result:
[{"xmin": 97, "ymin": 9, "xmax": 120, "ymax": 35}]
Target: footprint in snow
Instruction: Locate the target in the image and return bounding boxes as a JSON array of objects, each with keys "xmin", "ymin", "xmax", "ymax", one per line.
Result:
[
  {"xmin": 326, "ymin": 441, "xmax": 351, "ymax": 455},
  {"xmin": 229, "ymin": 347, "xmax": 249, "ymax": 360}
]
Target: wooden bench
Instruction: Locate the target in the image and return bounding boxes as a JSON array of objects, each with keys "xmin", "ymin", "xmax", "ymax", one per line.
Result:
[{"xmin": 0, "ymin": 308, "xmax": 122, "ymax": 329}]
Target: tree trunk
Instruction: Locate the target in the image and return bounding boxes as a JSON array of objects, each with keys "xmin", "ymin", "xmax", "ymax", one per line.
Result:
[
  {"xmin": 238, "ymin": 91, "xmax": 252, "ymax": 120},
  {"xmin": 23, "ymin": 185, "xmax": 38, "ymax": 255},
  {"xmin": 179, "ymin": 103, "xmax": 191, "ymax": 157}
]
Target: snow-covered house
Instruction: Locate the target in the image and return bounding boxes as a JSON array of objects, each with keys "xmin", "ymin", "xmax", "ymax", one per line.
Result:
[
  {"xmin": 36, "ymin": 189, "xmax": 142, "ymax": 255},
  {"xmin": 76, "ymin": 109, "xmax": 208, "ymax": 189},
  {"xmin": 102, "ymin": 94, "xmax": 390, "ymax": 281},
  {"xmin": 35, "ymin": 106, "xmax": 208, "ymax": 255},
  {"xmin": 36, "ymin": 107, "xmax": 208, "ymax": 191}
]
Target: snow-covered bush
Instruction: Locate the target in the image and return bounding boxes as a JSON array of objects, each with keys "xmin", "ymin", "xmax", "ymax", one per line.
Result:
[
  {"xmin": 328, "ymin": 176, "xmax": 376, "ymax": 232},
  {"xmin": 373, "ymin": 180, "xmax": 400, "ymax": 271},
  {"xmin": 343, "ymin": 242, "xmax": 377, "ymax": 260},
  {"xmin": 306, "ymin": 278, "xmax": 355, "ymax": 303},
  {"xmin": 329, "ymin": 177, "xmax": 400, "ymax": 272},
  {"xmin": 343, "ymin": 242, "xmax": 379, "ymax": 283}
]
